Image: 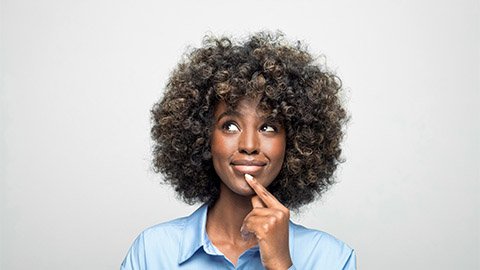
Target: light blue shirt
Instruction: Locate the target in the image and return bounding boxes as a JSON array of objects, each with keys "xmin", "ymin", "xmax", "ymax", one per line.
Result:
[{"xmin": 121, "ymin": 204, "xmax": 356, "ymax": 269}]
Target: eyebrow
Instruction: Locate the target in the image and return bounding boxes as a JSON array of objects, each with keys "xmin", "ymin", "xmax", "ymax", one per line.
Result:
[
  {"xmin": 215, "ymin": 109, "xmax": 277, "ymax": 124},
  {"xmin": 216, "ymin": 110, "xmax": 241, "ymax": 122}
]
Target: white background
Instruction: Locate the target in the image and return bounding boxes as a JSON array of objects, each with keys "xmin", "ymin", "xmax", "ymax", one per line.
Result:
[{"xmin": 1, "ymin": 0, "xmax": 478, "ymax": 269}]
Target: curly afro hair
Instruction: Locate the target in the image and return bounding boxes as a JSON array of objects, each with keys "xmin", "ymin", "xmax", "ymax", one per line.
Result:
[{"xmin": 151, "ymin": 31, "xmax": 347, "ymax": 210}]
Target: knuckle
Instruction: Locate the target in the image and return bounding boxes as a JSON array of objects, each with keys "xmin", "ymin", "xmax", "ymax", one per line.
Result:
[
  {"xmin": 279, "ymin": 208, "xmax": 290, "ymax": 219},
  {"xmin": 273, "ymin": 210, "xmax": 283, "ymax": 219},
  {"xmin": 269, "ymin": 215, "xmax": 277, "ymax": 223},
  {"xmin": 262, "ymin": 223, "xmax": 269, "ymax": 232},
  {"xmin": 272, "ymin": 209, "xmax": 288, "ymax": 220}
]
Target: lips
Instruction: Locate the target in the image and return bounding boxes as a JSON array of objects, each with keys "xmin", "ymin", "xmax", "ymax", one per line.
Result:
[{"xmin": 231, "ymin": 159, "xmax": 267, "ymax": 175}]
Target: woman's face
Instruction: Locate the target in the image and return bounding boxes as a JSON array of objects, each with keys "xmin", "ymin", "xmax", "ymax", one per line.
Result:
[{"xmin": 211, "ymin": 98, "xmax": 286, "ymax": 196}]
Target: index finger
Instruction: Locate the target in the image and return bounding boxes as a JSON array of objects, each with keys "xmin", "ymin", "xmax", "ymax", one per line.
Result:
[{"xmin": 244, "ymin": 174, "xmax": 282, "ymax": 208}]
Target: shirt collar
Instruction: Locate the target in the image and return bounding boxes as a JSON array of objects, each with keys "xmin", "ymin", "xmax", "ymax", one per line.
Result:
[
  {"xmin": 177, "ymin": 203, "xmax": 210, "ymax": 264},
  {"xmin": 177, "ymin": 203, "xmax": 296, "ymax": 264}
]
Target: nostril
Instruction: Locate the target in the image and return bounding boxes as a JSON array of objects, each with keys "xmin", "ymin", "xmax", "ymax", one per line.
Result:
[
  {"xmin": 240, "ymin": 149, "xmax": 259, "ymax": 155},
  {"xmin": 238, "ymin": 129, "xmax": 260, "ymax": 154}
]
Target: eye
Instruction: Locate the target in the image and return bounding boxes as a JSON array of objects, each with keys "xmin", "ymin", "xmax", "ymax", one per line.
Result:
[
  {"xmin": 222, "ymin": 122, "xmax": 240, "ymax": 132},
  {"xmin": 260, "ymin": 124, "xmax": 278, "ymax": 133}
]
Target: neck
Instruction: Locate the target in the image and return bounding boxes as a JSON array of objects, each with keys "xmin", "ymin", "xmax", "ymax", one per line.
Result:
[{"xmin": 206, "ymin": 183, "xmax": 255, "ymax": 243}]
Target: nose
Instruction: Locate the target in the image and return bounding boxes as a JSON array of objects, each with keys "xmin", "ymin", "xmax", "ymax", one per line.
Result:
[{"xmin": 238, "ymin": 127, "xmax": 259, "ymax": 155}]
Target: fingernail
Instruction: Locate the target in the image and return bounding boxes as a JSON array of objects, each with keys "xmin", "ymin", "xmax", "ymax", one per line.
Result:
[{"xmin": 245, "ymin": 174, "xmax": 253, "ymax": 182}]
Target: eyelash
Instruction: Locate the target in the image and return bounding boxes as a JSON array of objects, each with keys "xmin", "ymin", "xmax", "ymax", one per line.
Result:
[
  {"xmin": 221, "ymin": 121, "xmax": 279, "ymax": 133},
  {"xmin": 260, "ymin": 124, "xmax": 278, "ymax": 132},
  {"xmin": 222, "ymin": 122, "xmax": 240, "ymax": 132}
]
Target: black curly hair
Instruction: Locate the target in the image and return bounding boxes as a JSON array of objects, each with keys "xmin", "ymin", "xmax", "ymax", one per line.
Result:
[{"xmin": 151, "ymin": 31, "xmax": 347, "ymax": 210}]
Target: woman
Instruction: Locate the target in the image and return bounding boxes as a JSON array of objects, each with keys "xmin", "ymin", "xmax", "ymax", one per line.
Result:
[{"xmin": 121, "ymin": 31, "xmax": 356, "ymax": 269}]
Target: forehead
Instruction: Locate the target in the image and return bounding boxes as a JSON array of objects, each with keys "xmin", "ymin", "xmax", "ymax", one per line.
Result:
[{"xmin": 214, "ymin": 98, "xmax": 267, "ymax": 119}]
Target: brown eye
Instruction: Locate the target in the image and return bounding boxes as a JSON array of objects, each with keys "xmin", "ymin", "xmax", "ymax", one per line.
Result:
[
  {"xmin": 222, "ymin": 122, "xmax": 240, "ymax": 132},
  {"xmin": 260, "ymin": 124, "xmax": 277, "ymax": 133}
]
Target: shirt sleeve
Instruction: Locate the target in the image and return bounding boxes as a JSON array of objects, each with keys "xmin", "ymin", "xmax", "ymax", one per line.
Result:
[
  {"xmin": 288, "ymin": 265, "xmax": 297, "ymax": 270},
  {"xmin": 120, "ymin": 233, "xmax": 147, "ymax": 270},
  {"xmin": 341, "ymin": 249, "xmax": 357, "ymax": 270}
]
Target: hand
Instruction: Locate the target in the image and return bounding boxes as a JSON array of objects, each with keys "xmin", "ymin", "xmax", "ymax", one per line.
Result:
[{"xmin": 241, "ymin": 174, "xmax": 293, "ymax": 270}]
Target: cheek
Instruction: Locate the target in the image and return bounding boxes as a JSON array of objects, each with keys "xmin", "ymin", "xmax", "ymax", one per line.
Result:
[
  {"xmin": 211, "ymin": 132, "xmax": 236, "ymax": 160},
  {"xmin": 210, "ymin": 138, "xmax": 221, "ymax": 162},
  {"xmin": 266, "ymin": 137, "xmax": 287, "ymax": 164}
]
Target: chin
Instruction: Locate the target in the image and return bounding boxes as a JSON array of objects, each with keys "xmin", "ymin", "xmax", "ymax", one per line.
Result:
[
  {"xmin": 222, "ymin": 180, "xmax": 255, "ymax": 197},
  {"xmin": 233, "ymin": 183, "xmax": 256, "ymax": 196}
]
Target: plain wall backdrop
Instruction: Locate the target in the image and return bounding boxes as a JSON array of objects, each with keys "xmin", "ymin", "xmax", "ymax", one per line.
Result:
[{"xmin": 1, "ymin": 0, "xmax": 479, "ymax": 269}]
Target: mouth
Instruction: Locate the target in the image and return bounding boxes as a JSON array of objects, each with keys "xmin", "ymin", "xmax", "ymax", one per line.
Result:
[{"xmin": 231, "ymin": 159, "xmax": 267, "ymax": 175}]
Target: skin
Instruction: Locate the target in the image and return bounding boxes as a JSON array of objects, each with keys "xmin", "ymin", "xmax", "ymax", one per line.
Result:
[{"xmin": 206, "ymin": 98, "xmax": 293, "ymax": 269}]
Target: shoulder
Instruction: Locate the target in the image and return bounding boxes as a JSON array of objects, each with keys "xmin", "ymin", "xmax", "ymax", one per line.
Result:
[
  {"xmin": 130, "ymin": 214, "xmax": 194, "ymax": 258},
  {"xmin": 140, "ymin": 215, "xmax": 189, "ymax": 243},
  {"xmin": 121, "ymin": 204, "xmax": 209, "ymax": 270},
  {"xmin": 289, "ymin": 222, "xmax": 356, "ymax": 269},
  {"xmin": 120, "ymin": 215, "xmax": 191, "ymax": 269},
  {"xmin": 290, "ymin": 221, "xmax": 353, "ymax": 252}
]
